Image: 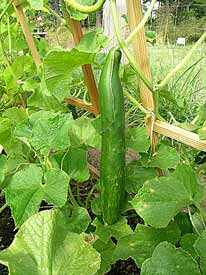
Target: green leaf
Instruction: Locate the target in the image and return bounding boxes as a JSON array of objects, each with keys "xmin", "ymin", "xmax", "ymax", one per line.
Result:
[
  {"xmin": 125, "ymin": 162, "xmax": 158, "ymax": 193},
  {"xmin": 69, "ymin": 117, "xmax": 101, "ymax": 148},
  {"xmin": 0, "ymin": 155, "xmax": 7, "ymax": 186},
  {"xmin": 113, "ymin": 222, "xmax": 180, "ymax": 267},
  {"xmin": 66, "ymin": 207, "xmax": 91, "ymax": 233},
  {"xmin": 192, "ymin": 212, "xmax": 206, "ymax": 235},
  {"xmin": 94, "ymin": 239, "xmax": 115, "ymax": 275},
  {"xmin": 180, "ymin": 233, "xmax": 198, "ymax": 258},
  {"xmin": 142, "ymin": 144, "xmax": 180, "ymax": 169},
  {"xmin": 29, "ymin": 0, "xmax": 44, "ymax": 10},
  {"xmin": 77, "ymin": 30, "xmax": 109, "ymax": 53},
  {"xmin": 44, "ymin": 49, "xmax": 95, "ymax": 102},
  {"xmin": 28, "ymin": 80, "xmax": 67, "ymax": 112},
  {"xmin": 30, "ymin": 113, "xmax": 72, "ymax": 156},
  {"xmin": 141, "ymin": 241, "xmax": 201, "ymax": 275},
  {"xmin": 0, "ymin": 209, "xmax": 101, "ymax": 275},
  {"xmin": 194, "ymin": 230, "xmax": 206, "ymax": 274},
  {"xmin": 54, "ymin": 148, "xmax": 89, "ymax": 182},
  {"xmin": 198, "ymin": 127, "xmax": 206, "ymax": 140},
  {"xmin": 174, "ymin": 212, "xmax": 193, "ymax": 235},
  {"xmin": 131, "ymin": 165, "xmax": 199, "ymax": 228},
  {"xmin": 92, "ymin": 217, "xmax": 133, "ymax": 243},
  {"xmin": 5, "ymin": 165, "xmax": 44, "ymax": 227},
  {"xmin": 43, "ymin": 169, "xmax": 69, "ymax": 207},
  {"xmin": 3, "ymin": 107, "xmax": 28, "ymax": 124},
  {"xmin": 0, "ymin": 118, "xmax": 12, "ymax": 149},
  {"xmin": 5, "ymin": 165, "xmax": 70, "ymax": 226},
  {"xmin": 126, "ymin": 127, "xmax": 150, "ymax": 153},
  {"xmin": 178, "ymin": 122, "xmax": 199, "ymax": 132}
]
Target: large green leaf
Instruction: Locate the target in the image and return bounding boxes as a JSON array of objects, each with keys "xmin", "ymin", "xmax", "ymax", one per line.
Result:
[
  {"xmin": 125, "ymin": 162, "xmax": 157, "ymax": 193},
  {"xmin": 3, "ymin": 107, "xmax": 28, "ymax": 124},
  {"xmin": 131, "ymin": 165, "xmax": 201, "ymax": 228},
  {"xmin": 126, "ymin": 127, "xmax": 150, "ymax": 153},
  {"xmin": 65, "ymin": 207, "xmax": 91, "ymax": 233},
  {"xmin": 141, "ymin": 144, "xmax": 180, "ymax": 169},
  {"xmin": 5, "ymin": 165, "xmax": 70, "ymax": 226},
  {"xmin": 92, "ymin": 217, "xmax": 133, "ymax": 243},
  {"xmin": 69, "ymin": 117, "xmax": 101, "ymax": 148},
  {"xmin": 31, "ymin": 114, "xmax": 71, "ymax": 155},
  {"xmin": 0, "ymin": 155, "xmax": 7, "ymax": 186},
  {"xmin": 77, "ymin": 31, "xmax": 109, "ymax": 53},
  {"xmin": 43, "ymin": 169, "xmax": 69, "ymax": 206},
  {"xmin": 5, "ymin": 165, "xmax": 43, "ymax": 227},
  {"xmin": 0, "ymin": 118, "xmax": 12, "ymax": 149},
  {"xmin": 141, "ymin": 242, "xmax": 201, "ymax": 275},
  {"xmin": 0, "ymin": 209, "xmax": 101, "ymax": 275},
  {"xmin": 54, "ymin": 148, "xmax": 89, "ymax": 182},
  {"xmin": 28, "ymin": 80, "xmax": 67, "ymax": 112},
  {"xmin": 15, "ymin": 111, "xmax": 72, "ymax": 156},
  {"xmin": 113, "ymin": 222, "xmax": 180, "ymax": 267},
  {"xmin": 194, "ymin": 230, "xmax": 206, "ymax": 274},
  {"xmin": 94, "ymin": 239, "xmax": 115, "ymax": 275},
  {"xmin": 44, "ymin": 49, "xmax": 95, "ymax": 102},
  {"xmin": 174, "ymin": 212, "xmax": 193, "ymax": 235},
  {"xmin": 180, "ymin": 233, "xmax": 198, "ymax": 258}
]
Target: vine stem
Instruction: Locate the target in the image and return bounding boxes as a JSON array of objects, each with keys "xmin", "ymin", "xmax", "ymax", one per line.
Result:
[
  {"xmin": 64, "ymin": 0, "xmax": 105, "ymax": 13},
  {"xmin": 158, "ymin": 30, "xmax": 206, "ymax": 90},
  {"xmin": 0, "ymin": 203, "xmax": 8, "ymax": 215},
  {"xmin": 0, "ymin": 0, "xmax": 13, "ymax": 21},
  {"xmin": 124, "ymin": 90, "xmax": 151, "ymax": 116},
  {"xmin": 68, "ymin": 182, "xmax": 79, "ymax": 207},
  {"xmin": 110, "ymin": 0, "xmax": 153, "ymax": 92},
  {"xmin": 45, "ymin": 5, "xmax": 68, "ymax": 28},
  {"xmin": 188, "ymin": 206, "xmax": 201, "ymax": 235},
  {"xmin": 85, "ymin": 183, "xmax": 97, "ymax": 209},
  {"xmin": 126, "ymin": 0, "xmax": 157, "ymax": 45}
]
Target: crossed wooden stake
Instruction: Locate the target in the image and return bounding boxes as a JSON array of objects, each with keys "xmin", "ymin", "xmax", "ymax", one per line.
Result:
[{"xmin": 13, "ymin": 0, "xmax": 206, "ymax": 152}]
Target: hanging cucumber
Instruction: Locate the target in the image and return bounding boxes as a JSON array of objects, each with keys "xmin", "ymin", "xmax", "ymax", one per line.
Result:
[{"xmin": 99, "ymin": 48, "xmax": 125, "ymax": 225}]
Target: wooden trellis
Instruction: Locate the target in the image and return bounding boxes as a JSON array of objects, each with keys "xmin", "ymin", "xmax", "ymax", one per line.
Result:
[{"xmin": 12, "ymin": 0, "xmax": 206, "ymax": 152}]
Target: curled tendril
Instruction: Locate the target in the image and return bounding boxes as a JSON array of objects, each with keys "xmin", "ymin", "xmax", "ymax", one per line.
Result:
[{"xmin": 65, "ymin": 0, "xmax": 106, "ymax": 13}]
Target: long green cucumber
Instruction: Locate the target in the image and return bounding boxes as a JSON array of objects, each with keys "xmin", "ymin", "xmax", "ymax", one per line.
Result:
[{"xmin": 99, "ymin": 48, "xmax": 125, "ymax": 225}]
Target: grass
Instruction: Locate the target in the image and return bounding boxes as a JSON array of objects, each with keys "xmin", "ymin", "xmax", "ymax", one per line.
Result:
[{"xmin": 148, "ymin": 43, "xmax": 206, "ymax": 122}]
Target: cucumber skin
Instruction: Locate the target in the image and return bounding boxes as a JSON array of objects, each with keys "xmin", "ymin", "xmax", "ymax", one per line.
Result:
[{"xmin": 99, "ymin": 48, "xmax": 125, "ymax": 225}]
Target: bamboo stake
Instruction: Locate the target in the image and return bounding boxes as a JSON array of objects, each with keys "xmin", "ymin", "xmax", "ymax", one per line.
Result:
[
  {"xmin": 154, "ymin": 120, "xmax": 206, "ymax": 152},
  {"xmin": 13, "ymin": 3, "xmax": 41, "ymax": 68},
  {"xmin": 126, "ymin": 0, "xmax": 158, "ymax": 147},
  {"xmin": 62, "ymin": 2, "xmax": 99, "ymax": 115},
  {"xmin": 126, "ymin": 0, "xmax": 154, "ymax": 110},
  {"xmin": 64, "ymin": 97, "xmax": 96, "ymax": 114}
]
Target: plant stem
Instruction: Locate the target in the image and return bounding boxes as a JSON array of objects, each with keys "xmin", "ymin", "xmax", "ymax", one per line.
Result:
[
  {"xmin": 76, "ymin": 185, "xmax": 84, "ymax": 206},
  {"xmin": 0, "ymin": 0, "xmax": 13, "ymax": 21},
  {"xmin": 45, "ymin": 5, "xmax": 69, "ymax": 29},
  {"xmin": 124, "ymin": 90, "xmax": 152, "ymax": 116},
  {"xmin": 126, "ymin": 0, "xmax": 157, "ymax": 45},
  {"xmin": 7, "ymin": 17, "xmax": 12, "ymax": 54},
  {"xmin": 85, "ymin": 184, "xmax": 96, "ymax": 209},
  {"xmin": 68, "ymin": 182, "xmax": 79, "ymax": 207},
  {"xmin": 0, "ymin": 203, "xmax": 8, "ymax": 215},
  {"xmin": 65, "ymin": 0, "xmax": 105, "ymax": 13},
  {"xmin": 188, "ymin": 206, "xmax": 201, "ymax": 235},
  {"xmin": 158, "ymin": 31, "xmax": 206, "ymax": 90},
  {"xmin": 110, "ymin": 0, "xmax": 153, "ymax": 92}
]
